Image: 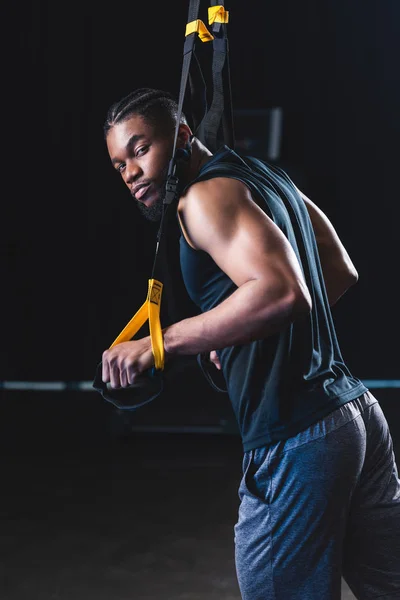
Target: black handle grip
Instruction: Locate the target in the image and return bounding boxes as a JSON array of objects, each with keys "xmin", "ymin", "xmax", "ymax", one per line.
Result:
[
  {"xmin": 196, "ymin": 352, "xmax": 228, "ymax": 393},
  {"xmin": 92, "ymin": 362, "xmax": 164, "ymax": 410}
]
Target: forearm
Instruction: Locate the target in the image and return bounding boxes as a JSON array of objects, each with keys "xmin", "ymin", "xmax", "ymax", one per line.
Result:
[
  {"xmin": 298, "ymin": 190, "xmax": 359, "ymax": 306},
  {"xmin": 163, "ymin": 279, "xmax": 309, "ymax": 357}
]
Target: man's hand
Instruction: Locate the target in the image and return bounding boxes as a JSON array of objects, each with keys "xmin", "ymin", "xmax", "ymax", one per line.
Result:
[
  {"xmin": 101, "ymin": 337, "xmax": 154, "ymax": 388},
  {"xmin": 209, "ymin": 350, "xmax": 221, "ymax": 370}
]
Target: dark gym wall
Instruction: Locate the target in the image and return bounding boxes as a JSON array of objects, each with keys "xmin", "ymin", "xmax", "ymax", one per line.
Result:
[{"xmin": 3, "ymin": 0, "xmax": 400, "ymax": 384}]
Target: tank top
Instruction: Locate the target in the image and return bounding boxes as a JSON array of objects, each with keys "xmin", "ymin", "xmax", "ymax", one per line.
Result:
[{"xmin": 179, "ymin": 145, "xmax": 367, "ymax": 451}]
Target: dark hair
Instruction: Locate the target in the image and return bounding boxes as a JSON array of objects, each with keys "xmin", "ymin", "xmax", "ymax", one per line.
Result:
[{"xmin": 103, "ymin": 88, "xmax": 188, "ymax": 140}]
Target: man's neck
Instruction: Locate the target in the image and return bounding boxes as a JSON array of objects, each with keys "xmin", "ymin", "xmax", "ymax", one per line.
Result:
[{"xmin": 189, "ymin": 138, "xmax": 213, "ymax": 180}]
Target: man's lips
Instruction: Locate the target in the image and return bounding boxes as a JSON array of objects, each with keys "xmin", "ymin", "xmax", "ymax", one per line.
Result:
[{"xmin": 133, "ymin": 184, "xmax": 151, "ymax": 201}]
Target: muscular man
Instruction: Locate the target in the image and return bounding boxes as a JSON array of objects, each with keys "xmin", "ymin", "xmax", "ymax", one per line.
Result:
[{"xmin": 101, "ymin": 88, "xmax": 400, "ymax": 599}]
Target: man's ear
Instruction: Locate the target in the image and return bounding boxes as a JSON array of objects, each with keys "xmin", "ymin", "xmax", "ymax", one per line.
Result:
[
  {"xmin": 175, "ymin": 125, "xmax": 193, "ymax": 163},
  {"xmin": 177, "ymin": 124, "xmax": 193, "ymax": 148}
]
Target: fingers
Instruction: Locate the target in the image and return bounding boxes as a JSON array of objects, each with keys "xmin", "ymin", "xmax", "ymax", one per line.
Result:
[
  {"xmin": 106, "ymin": 353, "xmax": 125, "ymax": 388},
  {"xmin": 101, "ymin": 343, "xmax": 148, "ymax": 388},
  {"xmin": 209, "ymin": 350, "xmax": 221, "ymax": 370},
  {"xmin": 102, "ymin": 357, "xmax": 110, "ymax": 384},
  {"xmin": 111, "ymin": 362, "xmax": 128, "ymax": 388},
  {"xmin": 106, "ymin": 361, "xmax": 136, "ymax": 388},
  {"xmin": 101, "ymin": 349, "xmax": 129, "ymax": 388}
]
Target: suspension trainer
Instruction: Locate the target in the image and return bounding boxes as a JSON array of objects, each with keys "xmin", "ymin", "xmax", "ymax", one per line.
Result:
[{"xmin": 93, "ymin": 0, "xmax": 233, "ymax": 409}]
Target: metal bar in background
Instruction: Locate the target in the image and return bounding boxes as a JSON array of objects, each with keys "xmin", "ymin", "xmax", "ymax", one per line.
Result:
[{"xmin": 1, "ymin": 380, "xmax": 400, "ymax": 391}]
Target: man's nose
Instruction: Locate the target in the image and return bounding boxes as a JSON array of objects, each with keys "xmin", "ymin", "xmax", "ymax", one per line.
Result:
[{"xmin": 124, "ymin": 160, "xmax": 141, "ymax": 183}]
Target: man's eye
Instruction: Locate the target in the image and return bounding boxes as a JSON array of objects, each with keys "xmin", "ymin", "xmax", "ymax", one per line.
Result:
[
  {"xmin": 117, "ymin": 163, "xmax": 125, "ymax": 173},
  {"xmin": 136, "ymin": 145, "xmax": 149, "ymax": 157}
]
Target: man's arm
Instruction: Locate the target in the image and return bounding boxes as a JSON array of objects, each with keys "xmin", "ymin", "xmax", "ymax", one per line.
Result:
[
  {"xmin": 297, "ymin": 188, "xmax": 359, "ymax": 306},
  {"xmin": 162, "ymin": 176, "xmax": 312, "ymax": 356},
  {"xmin": 205, "ymin": 185, "xmax": 359, "ymax": 372},
  {"xmin": 102, "ymin": 176, "xmax": 312, "ymax": 387}
]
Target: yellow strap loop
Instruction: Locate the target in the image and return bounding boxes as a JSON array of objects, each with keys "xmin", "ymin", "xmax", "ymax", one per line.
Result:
[
  {"xmin": 109, "ymin": 279, "xmax": 164, "ymax": 371},
  {"xmin": 208, "ymin": 5, "xmax": 229, "ymax": 24},
  {"xmin": 147, "ymin": 279, "xmax": 164, "ymax": 370},
  {"xmin": 185, "ymin": 19, "xmax": 214, "ymax": 42}
]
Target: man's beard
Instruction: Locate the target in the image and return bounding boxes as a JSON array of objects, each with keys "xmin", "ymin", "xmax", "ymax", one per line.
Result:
[
  {"xmin": 136, "ymin": 196, "xmax": 164, "ymax": 222},
  {"xmin": 135, "ymin": 166, "xmax": 169, "ymax": 222}
]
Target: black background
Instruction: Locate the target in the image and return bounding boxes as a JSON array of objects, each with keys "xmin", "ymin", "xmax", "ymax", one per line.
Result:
[
  {"xmin": 3, "ymin": 0, "xmax": 399, "ymax": 402},
  {"xmin": 1, "ymin": 7, "xmax": 399, "ymax": 596}
]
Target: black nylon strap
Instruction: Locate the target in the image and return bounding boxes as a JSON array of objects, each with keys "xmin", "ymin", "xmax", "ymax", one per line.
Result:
[
  {"xmin": 198, "ymin": 0, "xmax": 235, "ymax": 152},
  {"xmin": 172, "ymin": 0, "xmax": 203, "ymax": 160},
  {"xmin": 188, "ymin": 51, "xmax": 208, "ymax": 137},
  {"xmin": 202, "ymin": 37, "xmax": 228, "ymax": 151},
  {"xmin": 151, "ymin": 0, "xmax": 204, "ymax": 283}
]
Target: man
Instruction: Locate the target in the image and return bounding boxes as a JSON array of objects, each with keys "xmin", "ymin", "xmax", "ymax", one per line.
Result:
[{"xmin": 101, "ymin": 88, "xmax": 400, "ymax": 599}]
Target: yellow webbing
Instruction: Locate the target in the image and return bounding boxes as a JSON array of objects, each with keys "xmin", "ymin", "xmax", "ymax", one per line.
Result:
[
  {"xmin": 185, "ymin": 19, "xmax": 214, "ymax": 41},
  {"xmin": 109, "ymin": 279, "xmax": 164, "ymax": 371},
  {"xmin": 208, "ymin": 5, "xmax": 229, "ymax": 24}
]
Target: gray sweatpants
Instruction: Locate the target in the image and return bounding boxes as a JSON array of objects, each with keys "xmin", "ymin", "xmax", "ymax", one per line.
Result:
[{"xmin": 234, "ymin": 391, "xmax": 400, "ymax": 599}]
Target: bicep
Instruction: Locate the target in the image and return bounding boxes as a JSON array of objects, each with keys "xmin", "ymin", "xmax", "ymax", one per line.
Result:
[{"xmin": 181, "ymin": 178, "xmax": 308, "ymax": 292}]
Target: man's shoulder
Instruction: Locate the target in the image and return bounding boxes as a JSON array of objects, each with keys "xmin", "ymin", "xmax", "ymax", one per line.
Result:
[{"xmin": 183, "ymin": 172, "xmax": 250, "ymax": 206}]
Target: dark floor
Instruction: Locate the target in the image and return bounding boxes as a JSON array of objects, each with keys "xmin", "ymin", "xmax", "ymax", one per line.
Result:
[{"xmin": 1, "ymin": 388, "xmax": 399, "ymax": 599}]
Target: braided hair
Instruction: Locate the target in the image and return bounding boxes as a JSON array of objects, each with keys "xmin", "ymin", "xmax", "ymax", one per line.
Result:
[{"xmin": 103, "ymin": 88, "xmax": 188, "ymax": 140}]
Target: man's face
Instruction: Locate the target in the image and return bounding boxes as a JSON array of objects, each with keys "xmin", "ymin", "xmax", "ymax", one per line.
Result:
[{"xmin": 106, "ymin": 114, "xmax": 173, "ymax": 221}]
